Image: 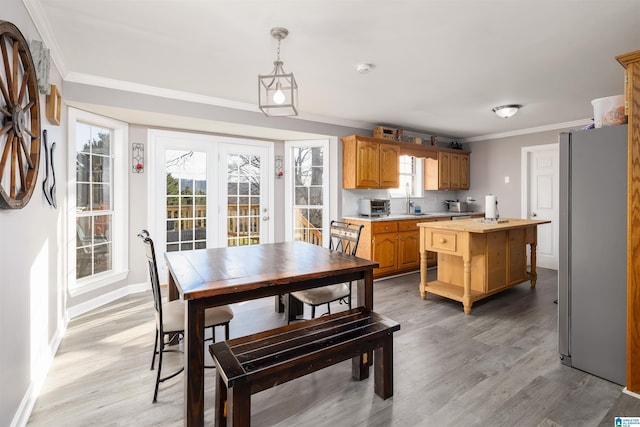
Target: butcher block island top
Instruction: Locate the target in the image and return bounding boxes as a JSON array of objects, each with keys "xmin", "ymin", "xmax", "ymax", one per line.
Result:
[{"xmin": 418, "ymin": 218, "xmax": 550, "ymax": 314}]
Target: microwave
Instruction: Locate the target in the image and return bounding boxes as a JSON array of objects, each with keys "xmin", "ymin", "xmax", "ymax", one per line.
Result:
[{"xmin": 358, "ymin": 198, "xmax": 390, "ymax": 217}]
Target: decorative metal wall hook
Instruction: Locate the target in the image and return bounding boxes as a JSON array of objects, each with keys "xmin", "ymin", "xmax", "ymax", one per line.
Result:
[{"xmin": 42, "ymin": 129, "xmax": 57, "ymax": 208}]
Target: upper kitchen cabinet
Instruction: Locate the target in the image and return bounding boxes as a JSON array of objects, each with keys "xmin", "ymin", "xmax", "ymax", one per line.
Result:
[
  {"xmin": 342, "ymin": 135, "xmax": 400, "ymax": 189},
  {"xmin": 424, "ymin": 150, "xmax": 470, "ymax": 190}
]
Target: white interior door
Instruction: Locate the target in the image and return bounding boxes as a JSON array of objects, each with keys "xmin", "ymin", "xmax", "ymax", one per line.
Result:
[
  {"xmin": 218, "ymin": 142, "xmax": 272, "ymax": 247},
  {"xmin": 521, "ymin": 143, "xmax": 559, "ymax": 270}
]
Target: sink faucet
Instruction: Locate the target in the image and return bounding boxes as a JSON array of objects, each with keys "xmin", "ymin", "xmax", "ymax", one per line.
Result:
[{"xmin": 405, "ymin": 183, "xmax": 414, "ymax": 214}]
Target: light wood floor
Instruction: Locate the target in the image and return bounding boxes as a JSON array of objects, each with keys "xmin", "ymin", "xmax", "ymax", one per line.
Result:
[{"xmin": 27, "ymin": 268, "xmax": 640, "ymax": 426}]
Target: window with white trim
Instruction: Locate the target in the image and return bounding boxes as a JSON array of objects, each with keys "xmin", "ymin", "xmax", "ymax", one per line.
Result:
[
  {"xmin": 68, "ymin": 108, "xmax": 128, "ymax": 294},
  {"xmin": 388, "ymin": 155, "xmax": 423, "ymax": 198},
  {"xmin": 284, "ymin": 140, "xmax": 330, "ymax": 247}
]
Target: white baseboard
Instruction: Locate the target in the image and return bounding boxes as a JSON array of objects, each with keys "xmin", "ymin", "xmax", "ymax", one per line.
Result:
[
  {"xmin": 10, "ymin": 282, "xmax": 149, "ymax": 426},
  {"xmin": 10, "ymin": 319, "xmax": 67, "ymax": 427},
  {"xmin": 623, "ymin": 387, "xmax": 640, "ymax": 400},
  {"xmin": 67, "ymin": 282, "xmax": 149, "ymax": 319}
]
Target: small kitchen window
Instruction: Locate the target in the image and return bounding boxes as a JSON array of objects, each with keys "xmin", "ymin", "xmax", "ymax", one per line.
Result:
[{"xmin": 389, "ymin": 155, "xmax": 423, "ymax": 198}]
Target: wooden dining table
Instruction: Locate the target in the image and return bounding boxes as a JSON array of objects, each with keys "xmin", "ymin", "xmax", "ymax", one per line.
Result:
[{"xmin": 164, "ymin": 241, "xmax": 379, "ymax": 427}]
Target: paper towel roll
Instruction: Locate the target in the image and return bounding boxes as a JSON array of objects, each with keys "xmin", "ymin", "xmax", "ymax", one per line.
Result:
[{"xmin": 485, "ymin": 195, "xmax": 498, "ymax": 219}]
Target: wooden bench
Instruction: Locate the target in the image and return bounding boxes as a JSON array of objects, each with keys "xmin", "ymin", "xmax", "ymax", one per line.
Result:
[{"xmin": 209, "ymin": 307, "xmax": 400, "ymax": 426}]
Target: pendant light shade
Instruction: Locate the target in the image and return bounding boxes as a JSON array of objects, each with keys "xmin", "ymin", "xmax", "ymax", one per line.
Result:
[
  {"xmin": 492, "ymin": 104, "xmax": 522, "ymax": 118},
  {"xmin": 259, "ymin": 28, "xmax": 298, "ymax": 117}
]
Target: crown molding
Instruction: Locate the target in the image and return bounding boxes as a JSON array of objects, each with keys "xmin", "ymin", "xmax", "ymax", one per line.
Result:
[
  {"xmin": 64, "ymin": 72, "xmax": 374, "ymax": 131},
  {"xmin": 463, "ymin": 118, "xmax": 593, "ymax": 142},
  {"xmin": 22, "ymin": 0, "xmax": 68, "ymax": 77}
]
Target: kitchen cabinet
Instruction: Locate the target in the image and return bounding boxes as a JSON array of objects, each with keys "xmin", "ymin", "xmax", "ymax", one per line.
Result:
[
  {"xmin": 344, "ymin": 214, "xmax": 483, "ymax": 278},
  {"xmin": 617, "ymin": 49, "xmax": 640, "ymax": 391},
  {"xmin": 342, "ymin": 135, "xmax": 400, "ymax": 189},
  {"xmin": 346, "ymin": 217, "xmax": 431, "ymax": 278},
  {"xmin": 424, "ymin": 151, "xmax": 470, "ymax": 190}
]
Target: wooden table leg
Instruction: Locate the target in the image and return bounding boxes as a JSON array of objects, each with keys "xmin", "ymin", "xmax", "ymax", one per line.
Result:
[
  {"xmin": 274, "ymin": 295, "xmax": 284, "ymax": 313},
  {"xmin": 185, "ymin": 299, "xmax": 205, "ymax": 427},
  {"xmin": 168, "ymin": 271, "xmax": 180, "ymax": 302},
  {"xmin": 285, "ymin": 294, "xmax": 304, "ymax": 322},
  {"xmin": 167, "ymin": 272, "xmax": 180, "ymax": 345},
  {"xmin": 353, "ymin": 269, "xmax": 374, "ymax": 380}
]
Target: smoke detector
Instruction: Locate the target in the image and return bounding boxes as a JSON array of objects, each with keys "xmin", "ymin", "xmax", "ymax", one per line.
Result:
[{"xmin": 355, "ymin": 63, "xmax": 374, "ymax": 74}]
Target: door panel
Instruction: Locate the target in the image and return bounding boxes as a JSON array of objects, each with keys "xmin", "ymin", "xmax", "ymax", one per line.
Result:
[
  {"xmin": 522, "ymin": 144, "xmax": 559, "ymax": 270},
  {"xmin": 373, "ymin": 234, "xmax": 397, "ymax": 275},
  {"xmin": 219, "ymin": 143, "xmax": 270, "ymax": 247}
]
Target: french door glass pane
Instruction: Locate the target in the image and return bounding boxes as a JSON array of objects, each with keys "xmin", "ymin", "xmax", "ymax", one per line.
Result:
[
  {"xmin": 165, "ymin": 150, "xmax": 207, "ymax": 252},
  {"xmin": 293, "ymin": 147, "xmax": 324, "ymax": 246},
  {"xmin": 226, "ymin": 154, "xmax": 261, "ymax": 246}
]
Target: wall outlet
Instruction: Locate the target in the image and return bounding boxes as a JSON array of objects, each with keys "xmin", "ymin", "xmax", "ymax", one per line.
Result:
[{"xmin": 504, "ymin": 176, "xmax": 510, "ymax": 184}]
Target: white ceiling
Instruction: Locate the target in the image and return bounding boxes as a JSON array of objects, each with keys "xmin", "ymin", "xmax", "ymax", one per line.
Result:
[{"xmin": 26, "ymin": 0, "xmax": 640, "ymax": 140}]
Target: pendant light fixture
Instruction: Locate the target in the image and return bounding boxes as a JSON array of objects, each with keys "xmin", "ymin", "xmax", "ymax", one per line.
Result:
[
  {"xmin": 259, "ymin": 27, "xmax": 298, "ymax": 117},
  {"xmin": 492, "ymin": 104, "xmax": 522, "ymax": 118}
]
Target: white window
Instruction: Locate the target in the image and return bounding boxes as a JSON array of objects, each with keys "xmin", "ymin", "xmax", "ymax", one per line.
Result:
[
  {"xmin": 68, "ymin": 108, "xmax": 128, "ymax": 295},
  {"xmin": 285, "ymin": 140, "xmax": 330, "ymax": 247},
  {"xmin": 389, "ymin": 155, "xmax": 423, "ymax": 198}
]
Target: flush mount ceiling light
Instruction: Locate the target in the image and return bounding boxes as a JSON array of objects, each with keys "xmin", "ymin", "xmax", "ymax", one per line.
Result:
[
  {"xmin": 492, "ymin": 104, "xmax": 522, "ymax": 118},
  {"xmin": 355, "ymin": 63, "xmax": 374, "ymax": 74},
  {"xmin": 259, "ymin": 27, "xmax": 298, "ymax": 117}
]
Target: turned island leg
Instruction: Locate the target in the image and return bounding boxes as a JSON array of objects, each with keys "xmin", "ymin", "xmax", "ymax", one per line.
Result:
[
  {"xmin": 419, "ymin": 250, "xmax": 429, "ymax": 300},
  {"xmin": 462, "ymin": 237, "xmax": 473, "ymax": 314},
  {"xmin": 462, "ymin": 256, "xmax": 472, "ymax": 314}
]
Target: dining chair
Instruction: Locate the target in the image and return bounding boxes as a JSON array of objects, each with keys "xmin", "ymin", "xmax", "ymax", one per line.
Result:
[
  {"xmin": 137, "ymin": 230, "xmax": 234, "ymax": 402},
  {"xmin": 289, "ymin": 221, "xmax": 364, "ymax": 322}
]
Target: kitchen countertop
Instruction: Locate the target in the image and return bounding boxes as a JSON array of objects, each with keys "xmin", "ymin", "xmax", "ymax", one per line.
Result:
[
  {"xmin": 417, "ymin": 217, "xmax": 550, "ymax": 233},
  {"xmin": 343, "ymin": 212, "xmax": 483, "ymax": 222}
]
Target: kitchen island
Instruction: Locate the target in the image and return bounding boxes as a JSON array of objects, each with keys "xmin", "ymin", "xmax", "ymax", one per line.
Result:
[
  {"xmin": 418, "ymin": 218, "xmax": 550, "ymax": 314},
  {"xmin": 343, "ymin": 212, "xmax": 483, "ymax": 278}
]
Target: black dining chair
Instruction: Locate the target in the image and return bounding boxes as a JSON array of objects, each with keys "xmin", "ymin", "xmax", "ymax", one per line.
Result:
[
  {"xmin": 137, "ymin": 230, "xmax": 234, "ymax": 402},
  {"xmin": 288, "ymin": 221, "xmax": 364, "ymax": 322}
]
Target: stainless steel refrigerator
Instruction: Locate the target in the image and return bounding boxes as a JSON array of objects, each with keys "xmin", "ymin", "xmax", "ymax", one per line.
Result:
[{"xmin": 558, "ymin": 124, "xmax": 627, "ymax": 386}]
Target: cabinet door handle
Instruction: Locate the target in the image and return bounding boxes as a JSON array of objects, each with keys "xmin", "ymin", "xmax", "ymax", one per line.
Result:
[{"xmin": 439, "ymin": 238, "xmax": 446, "ymax": 244}]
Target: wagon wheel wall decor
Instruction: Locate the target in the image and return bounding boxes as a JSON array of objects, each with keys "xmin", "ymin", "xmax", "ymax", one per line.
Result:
[{"xmin": 0, "ymin": 21, "xmax": 41, "ymax": 209}]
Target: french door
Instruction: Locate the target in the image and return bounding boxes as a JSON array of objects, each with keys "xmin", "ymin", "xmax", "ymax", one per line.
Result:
[
  {"xmin": 218, "ymin": 143, "xmax": 271, "ymax": 247},
  {"xmin": 149, "ymin": 130, "xmax": 273, "ymax": 282}
]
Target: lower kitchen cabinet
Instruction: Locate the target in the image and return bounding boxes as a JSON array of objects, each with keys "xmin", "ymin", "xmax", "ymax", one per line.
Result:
[{"xmin": 346, "ymin": 218, "xmax": 436, "ymax": 278}]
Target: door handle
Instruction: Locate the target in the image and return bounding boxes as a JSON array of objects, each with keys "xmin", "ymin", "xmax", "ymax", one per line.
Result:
[
  {"xmin": 262, "ymin": 216, "xmax": 270, "ymax": 221},
  {"xmin": 531, "ymin": 212, "xmax": 537, "ymax": 217}
]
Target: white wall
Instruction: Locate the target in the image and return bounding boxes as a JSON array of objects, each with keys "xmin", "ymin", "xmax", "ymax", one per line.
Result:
[
  {"xmin": 1, "ymin": 2, "xmax": 67, "ymax": 426},
  {"xmin": 458, "ymin": 127, "xmax": 578, "ymax": 217}
]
